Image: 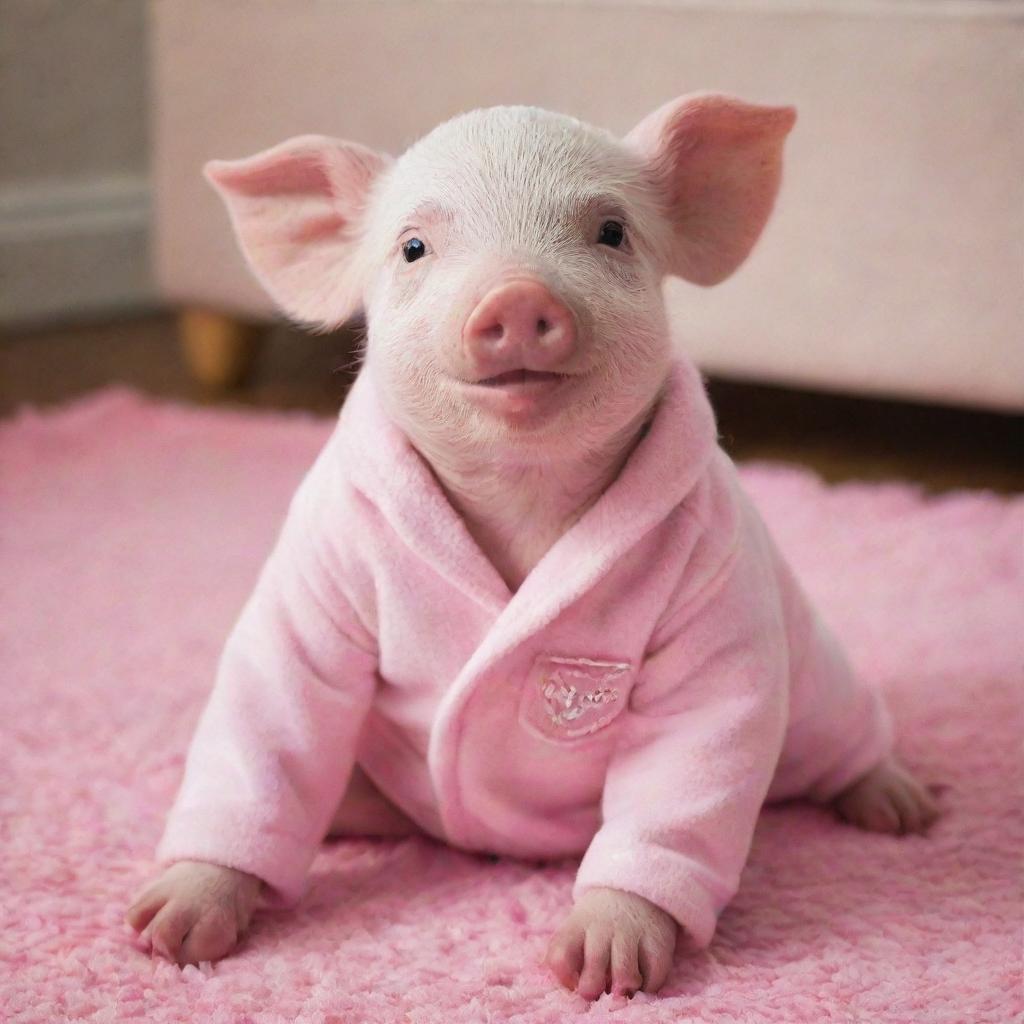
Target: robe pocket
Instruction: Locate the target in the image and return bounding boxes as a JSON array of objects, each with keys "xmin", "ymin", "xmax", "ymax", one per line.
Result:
[{"xmin": 519, "ymin": 654, "xmax": 634, "ymax": 742}]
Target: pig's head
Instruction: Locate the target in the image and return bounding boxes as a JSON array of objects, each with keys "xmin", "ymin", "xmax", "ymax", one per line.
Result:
[{"xmin": 207, "ymin": 94, "xmax": 794, "ymax": 465}]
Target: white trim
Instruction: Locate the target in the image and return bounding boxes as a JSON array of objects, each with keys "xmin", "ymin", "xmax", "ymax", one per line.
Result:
[
  {"xmin": 0, "ymin": 178, "xmax": 149, "ymax": 243},
  {"xmin": 437, "ymin": 0, "xmax": 1024, "ymax": 18},
  {"xmin": 0, "ymin": 176, "xmax": 157, "ymax": 325}
]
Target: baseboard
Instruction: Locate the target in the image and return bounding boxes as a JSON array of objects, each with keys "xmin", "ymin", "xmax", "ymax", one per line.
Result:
[{"xmin": 0, "ymin": 176, "xmax": 159, "ymax": 327}]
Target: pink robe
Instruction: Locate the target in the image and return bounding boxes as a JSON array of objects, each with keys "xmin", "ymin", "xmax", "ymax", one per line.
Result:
[{"xmin": 157, "ymin": 356, "xmax": 892, "ymax": 947}]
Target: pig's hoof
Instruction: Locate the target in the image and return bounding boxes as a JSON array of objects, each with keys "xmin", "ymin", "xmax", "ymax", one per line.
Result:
[{"xmin": 833, "ymin": 757, "xmax": 941, "ymax": 835}]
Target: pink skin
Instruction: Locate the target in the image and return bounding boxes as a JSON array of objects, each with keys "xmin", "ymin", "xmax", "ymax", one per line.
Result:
[
  {"xmin": 128, "ymin": 95, "xmax": 941, "ymax": 989},
  {"xmin": 545, "ymin": 888, "xmax": 678, "ymax": 999},
  {"xmin": 125, "ymin": 861, "xmax": 261, "ymax": 966}
]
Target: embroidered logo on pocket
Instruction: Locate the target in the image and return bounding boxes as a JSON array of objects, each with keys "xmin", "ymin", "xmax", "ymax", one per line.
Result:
[{"xmin": 521, "ymin": 655, "xmax": 632, "ymax": 741}]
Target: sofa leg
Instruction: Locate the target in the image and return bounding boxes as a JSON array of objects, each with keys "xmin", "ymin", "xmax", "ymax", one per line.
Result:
[{"xmin": 179, "ymin": 309, "xmax": 262, "ymax": 390}]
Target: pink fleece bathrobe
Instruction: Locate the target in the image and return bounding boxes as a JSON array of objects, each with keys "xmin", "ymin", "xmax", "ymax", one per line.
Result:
[{"xmin": 158, "ymin": 355, "xmax": 892, "ymax": 947}]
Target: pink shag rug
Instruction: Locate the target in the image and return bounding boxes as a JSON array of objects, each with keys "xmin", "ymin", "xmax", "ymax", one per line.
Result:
[{"xmin": 1, "ymin": 389, "xmax": 1022, "ymax": 1024}]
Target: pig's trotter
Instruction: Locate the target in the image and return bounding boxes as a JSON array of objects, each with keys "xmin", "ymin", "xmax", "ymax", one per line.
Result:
[{"xmin": 832, "ymin": 756, "xmax": 941, "ymax": 835}]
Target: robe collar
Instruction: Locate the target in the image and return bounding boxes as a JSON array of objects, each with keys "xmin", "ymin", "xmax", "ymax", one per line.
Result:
[{"xmin": 338, "ymin": 354, "xmax": 719, "ymax": 624}]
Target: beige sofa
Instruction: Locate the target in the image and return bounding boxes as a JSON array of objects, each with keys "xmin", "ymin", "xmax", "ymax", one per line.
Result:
[{"xmin": 150, "ymin": 0, "xmax": 1024, "ymax": 410}]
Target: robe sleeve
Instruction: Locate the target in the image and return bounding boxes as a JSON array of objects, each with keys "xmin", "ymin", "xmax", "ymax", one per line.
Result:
[
  {"xmin": 156, "ymin": 460, "xmax": 378, "ymax": 906},
  {"xmin": 573, "ymin": 526, "xmax": 791, "ymax": 948},
  {"xmin": 766, "ymin": 596, "xmax": 894, "ymax": 804}
]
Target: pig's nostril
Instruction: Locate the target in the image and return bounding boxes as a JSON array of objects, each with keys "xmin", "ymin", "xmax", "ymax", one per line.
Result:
[{"xmin": 464, "ymin": 280, "xmax": 576, "ymax": 358}]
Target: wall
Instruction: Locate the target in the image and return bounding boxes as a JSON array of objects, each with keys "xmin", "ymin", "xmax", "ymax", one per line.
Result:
[{"xmin": 0, "ymin": 0, "xmax": 154, "ymax": 326}]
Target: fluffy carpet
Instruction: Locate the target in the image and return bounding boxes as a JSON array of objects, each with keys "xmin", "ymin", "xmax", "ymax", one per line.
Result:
[{"xmin": 1, "ymin": 389, "xmax": 1021, "ymax": 1024}]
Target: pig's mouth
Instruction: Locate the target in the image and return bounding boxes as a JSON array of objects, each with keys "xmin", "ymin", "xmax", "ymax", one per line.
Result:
[
  {"xmin": 453, "ymin": 366, "xmax": 576, "ymax": 424},
  {"xmin": 474, "ymin": 369, "xmax": 568, "ymax": 387}
]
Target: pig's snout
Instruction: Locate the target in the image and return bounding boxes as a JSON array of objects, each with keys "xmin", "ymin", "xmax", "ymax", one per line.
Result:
[{"xmin": 462, "ymin": 279, "xmax": 577, "ymax": 374}]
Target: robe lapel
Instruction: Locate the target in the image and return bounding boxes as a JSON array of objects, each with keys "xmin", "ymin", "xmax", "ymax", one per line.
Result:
[
  {"xmin": 340, "ymin": 356, "xmax": 719, "ymax": 844},
  {"xmin": 341, "ymin": 370, "xmax": 511, "ymax": 615}
]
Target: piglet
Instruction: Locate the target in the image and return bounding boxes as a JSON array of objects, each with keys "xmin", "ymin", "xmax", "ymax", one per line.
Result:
[{"xmin": 127, "ymin": 95, "xmax": 938, "ymax": 997}]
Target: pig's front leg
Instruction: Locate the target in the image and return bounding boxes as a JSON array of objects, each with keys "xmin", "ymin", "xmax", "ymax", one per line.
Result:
[
  {"xmin": 545, "ymin": 887, "xmax": 678, "ymax": 999},
  {"xmin": 125, "ymin": 861, "xmax": 262, "ymax": 965}
]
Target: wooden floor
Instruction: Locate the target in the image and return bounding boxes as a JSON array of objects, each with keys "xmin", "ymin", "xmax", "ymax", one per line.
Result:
[{"xmin": 2, "ymin": 313, "xmax": 1021, "ymax": 494}]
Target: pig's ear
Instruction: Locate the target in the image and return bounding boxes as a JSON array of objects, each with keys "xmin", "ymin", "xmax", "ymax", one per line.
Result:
[
  {"xmin": 627, "ymin": 93, "xmax": 796, "ymax": 286},
  {"xmin": 205, "ymin": 135, "xmax": 391, "ymax": 326}
]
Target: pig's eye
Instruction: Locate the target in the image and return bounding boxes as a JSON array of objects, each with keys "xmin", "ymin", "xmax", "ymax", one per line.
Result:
[
  {"xmin": 597, "ymin": 220, "xmax": 626, "ymax": 248},
  {"xmin": 402, "ymin": 238, "xmax": 427, "ymax": 263}
]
